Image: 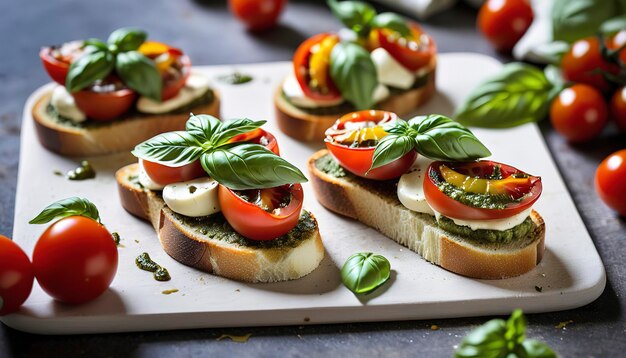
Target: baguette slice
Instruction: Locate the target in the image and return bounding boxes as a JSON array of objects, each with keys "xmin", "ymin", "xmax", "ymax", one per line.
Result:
[
  {"xmin": 116, "ymin": 163, "xmax": 325, "ymax": 283},
  {"xmin": 33, "ymin": 89, "xmax": 220, "ymax": 156},
  {"xmin": 274, "ymin": 67, "xmax": 436, "ymax": 142},
  {"xmin": 308, "ymin": 150, "xmax": 545, "ymax": 280}
]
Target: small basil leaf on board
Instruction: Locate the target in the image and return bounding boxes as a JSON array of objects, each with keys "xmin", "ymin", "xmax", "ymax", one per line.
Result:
[
  {"xmin": 29, "ymin": 197, "xmax": 101, "ymax": 224},
  {"xmin": 341, "ymin": 252, "xmax": 390, "ymax": 295},
  {"xmin": 370, "ymin": 12, "xmax": 411, "ymax": 37},
  {"xmin": 132, "ymin": 131, "xmax": 203, "ymax": 167},
  {"xmin": 186, "ymin": 114, "xmax": 223, "ymax": 143},
  {"xmin": 455, "ymin": 63, "xmax": 554, "ymax": 128},
  {"xmin": 65, "ymin": 50, "xmax": 114, "ymax": 92},
  {"xmin": 211, "ymin": 118, "xmax": 267, "ymax": 146},
  {"xmin": 370, "ymin": 134, "xmax": 415, "ymax": 171},
  {"xmin": 522, "ymin": 340, "xmax": 558, "ymax": 358},
  {"xmin": 107, "ymin": 27, "xmax": 147, "ymax": 52},
  {"xmin": 552, "ymin": 0, "xmax": 615, "ymax": 43},
  {"xmin": 201, "ymin": 144, "xmax": 308, "ymax": 190},
  {"xmin": 329, "ymin": 42, "xmax": 378, "ymax": 110},
  {"xmin": 116, "ymin": 51, "xmax": 162, "ymax": 101},
  {"xmin": 327, "ymin": 0, "xmax": 376, "ymax": 37}
]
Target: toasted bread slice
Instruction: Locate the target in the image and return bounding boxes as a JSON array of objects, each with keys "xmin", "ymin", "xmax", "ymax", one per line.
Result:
[
  {"xmin": 308, "ymin": 150, "xmax": 545, "ymax": 279},
  {"xmin": 116, "ymin": 163, "xmax": 325, "ymax": 283},
  {"xmin": 33, "ymin": 89, "xmax": 221, "ymax": 156},
  {"xmin": 274, "ymin": 69, "xmax": 436, "ymax": 142}
]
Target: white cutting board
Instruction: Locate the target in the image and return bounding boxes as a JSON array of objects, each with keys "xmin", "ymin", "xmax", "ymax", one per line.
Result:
[{"xmin": 2, "ymin": 53, "xmax": 605, "ymax": 334}]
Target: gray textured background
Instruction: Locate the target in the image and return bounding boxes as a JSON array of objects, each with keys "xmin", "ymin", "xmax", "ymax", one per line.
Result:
[{"xmin": 0, "ymin": 0, "xmax": 624, "ymax": 357}]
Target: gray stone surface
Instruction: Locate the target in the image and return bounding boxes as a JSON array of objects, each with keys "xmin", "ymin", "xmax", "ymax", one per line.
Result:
[{"xmin": 0, "ymin": 0, "xmax": 624, "ymax": 357}]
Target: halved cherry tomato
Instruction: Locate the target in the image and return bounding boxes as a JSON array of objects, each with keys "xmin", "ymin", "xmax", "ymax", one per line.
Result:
[
  {"xmin": 610, "ymin": 87, "xmax": 626, "ymax": 132},
  {"xmin": 218, "ymin": 184, "xmax": 303, "ymax": 241},
  {"xmin": 139, "ymin": 41, "xmax": 192, "ymax": 101},
  {"xmin": 550, "ymin": 84, "xmax": 608, "ymax": 143},
  {"xmin": 562, "ymin": 37, "xmax": 619, "ymax": 93},
  {"xmin": 161, "ymin": 55, "xmax": 191, "ymax": 101},
  {"xmin": 477, "ymin": 0, "xmax": 533, "ymax": 52},
  {"xmin": 325, "ymin": 110, "xmax": 416, "ymax": 180},
  {"xmin": 293, "ymin": 33, "xmax": 342, "ymax": 101},
  {"xmin": 32, "ymin": 216, "xmax": 118, "ymax": 304},
  {"xmin": 424, "ymin": 160, "xmax": 542, "ymax": 221},
  {"xmin": 142, "ymin": 159, "xmax": 206, "ymax": 186},
  {"xmin": 230, "ymin": 128, "xmax": 280, "ymax": 155},
  {"xmin": 72, "ymin": 86, "xmax": 137, "ymax": 121},
  {"xmin": 595, "ymin": 149, "xmax": 626, "ymax": 216},
  {"xmin": 374, "ymin": 23, "xmax": 436, "ymax": 72},
  {"xmin": 0, "ymin": 235, "xmax": 34, "ymax": 316},
  {"xmin": 39, "ymin": 41, "xmax": 85, "ymax": 85},
  {"xmin": 229, "ymin": 0, "xmax": 287, "ymax": 31}
]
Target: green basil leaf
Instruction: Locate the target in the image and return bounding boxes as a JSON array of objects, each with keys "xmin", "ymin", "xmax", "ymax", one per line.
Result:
[
  {"xmin": 601, "ymin": 15, "xmax": 626, "ymax": 35},
  {"xmin": 201, "ymin": 144, "xmax": 308, "ymax": 190},
  {"xmin": 522, "ymin": 340, "xmax": 558, "ymax": 358},
  {"xmin": 132, "ymin": 131, "xmax": 203, "ymax": 166},
  {"xmin": 330, "ymin": 42, "xmax": 378, "ymax": 110},
  {"xmin": 327, "ymin": 0, "xmax": 376, "ymax": 37},
  {"xmin": 455, "ymin": 319, "xmax": 508, "ymax": 358},
  {"xmin": 370, "ymin": 12, "xmax": 411, "ymax": 37},
  {"xmin": 370, "ymin": 134, "xmax": 415, "ymax": 171},
  {"xmin": 409, "ymin": 114, "xmax": 491, "ymax": 161},
  {"xmin": 29, "ymin": 197, "xmax": 101, "ymax": 224},
  {"xmin": 552, "ymin": 0, "xmax": 616, "ymax": 43},
  {"xmin": 107, "ymin": 27, "xmax": 147, "ymax": 52},
  {"xmin": 455, "ymin": 63, "xmax": 554, "ymax": 128},
  {"xmin": 185, "ymin": 113, "xmax": 223, "ymax": 143},
  {"xmin": 83, "ymin": 38, "xmax": 108, "ymax": 52},
  {"xmin": 211, "ymin": 118, "xmax": 267, "ymax": 146},
  {"xmin": 65, "ymin": 50, "xmax": 114, "ymax": 92},
  {"xmin": 116, "ymin": 51, "xmax": 162, "ymax": 101},
  {"xmin": 341, "ymin": 252, "xmax": 390, "ymax": 294},
  {"xmin": 505, "ymin": 309, "xmax": 527, "ymax": 346},
  {"xmin": 531, "ymin": 41, "xmax": 570, "ymax": 65}
]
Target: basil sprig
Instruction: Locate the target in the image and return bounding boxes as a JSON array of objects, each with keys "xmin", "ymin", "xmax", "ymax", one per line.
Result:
[
  {"xmin": 455, "ymin": 309, "xmax": 556, "ymax": 358},
  {"xmin": 552, "ymin": 0, "xmax": 616, "ymax": 43},
  {"xmin": 132, "ymin": 114, "xmax": 308, "ymax": 190},
  {"xmin": 329, "ymin": 42, "xmax": 378, "ymax": 110},
  {"xmin": 341, "ymin": 252, "xmax": 391, "ymax": 295},
  {"xmin": 370, "ymin": 114, "xmax": 491, "ymax": 171},
  {"xmin": 327, "ymin": 0, "xmax": 410, "ymax": 38},
  {"xmin": 66, "ymin": 27, "xmax": 162, "ymax": 101},
  {"xmin": 29, "ymin": 197, "xmax": 101, "ymax": 224}
]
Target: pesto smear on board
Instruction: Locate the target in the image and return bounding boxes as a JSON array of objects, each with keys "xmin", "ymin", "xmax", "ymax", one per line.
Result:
[{"xmin": 136, "ymin": 252, "xmax": 171, "ymax": 281}]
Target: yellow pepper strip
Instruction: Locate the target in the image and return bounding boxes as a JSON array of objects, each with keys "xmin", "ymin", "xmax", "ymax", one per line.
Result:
[
  {"xmin": 138, "ymin": 41, "xmax": 169, "ymax": 57},
  {"xmin": 439, "ymin": 165, "xmax": 531, "ymax": 196},
  {"xmin": 308, "ymin": 35, "xmax": 339, "ymax": 93},
  {"xmin": 334, "ymin": 125, "xmax": 389, "ymax": 146}
]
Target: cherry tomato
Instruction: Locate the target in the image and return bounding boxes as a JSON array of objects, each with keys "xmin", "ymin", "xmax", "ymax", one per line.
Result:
[
  {"xmin": 139, "ymin": 42, "xmax": 192, "ymax": 101},
  {"xmin": 161, "ymin": 55, "xmax": 191, "ymax": 101},
  {"xmin": 610, "ymin": 87, "xmax": 626, "ymax": 132},
  {"xmin": 72, "ymin": 87, "xmax": 137, "ymax": 121},
  {"xmin": 32, "ymin": 216, "xmax": 118, "ymax": 304},
  {"xmin": 229, "ymin": 0, "xmax": 287, "ymax": 31},
  {"xmin": 293, "ymin": 33, "xmax": 342, "ymax": 101},
  {"xmin": 595, "ymin": 149, "xmax": 626, "ymax": 216},
  {"xmin": 142, "ymin": 159, "xmax": 206, "ymax": 186},
  {"xmin": 478, "ymin": 0, "xmax": 533, "ymax": 52},
  {"xmin": 0, "ymin": 235, "xmax": 34, "ymax": 316},
  {"xmin": 39, "ymin": 47, "xmax": 71, "ymax": 85},
  {"xmin": 424, "ymin": 161, "xmax": 542, "ymax": 221},
  {"xmin": 374, "ymin": 23, "xmax": 436, "ymax": 72},
  {"xmin": 562, "ymin": 37, "xmax": 619, "ymax": 93},
  {"xmin": 230, "ymin": 128, "xmax": 280, "ymax": 155},
  {"xmin": 218, "ymin": 184, "xmax": 303, "ymax": 241},
  {"xmin": 325, "ymin": 110, "xmax": 416, "ymax": 180},
  {"xmin": 606, "ymin": 30, "xmax": 626, "ymax": 66},
  {"xmin": 550, "ymin": 84, "xmax": 608, "ymax": 143}
]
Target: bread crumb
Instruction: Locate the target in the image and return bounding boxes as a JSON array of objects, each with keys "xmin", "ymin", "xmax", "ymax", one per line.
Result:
[
  {"xmin": 535, "ymin": 286, "xmax": 543, "ymax": 292},
  {"xmin": 217, "ymin": 333, "xmax": 251, "ymax": 343},
  {"xmin": 555, "ymin": 320, "xmax": 573, "ymax": 329},
  {"xmin": 235, "ymin": 289, "xmax": 240, "ymax": 292},
  {"xmin": 430, "ymin": 325, "xmax": 439, "ymax": 330},
  {"xmin": 304, "ymin": 317, "xmax": 310, "ymax": 322}
]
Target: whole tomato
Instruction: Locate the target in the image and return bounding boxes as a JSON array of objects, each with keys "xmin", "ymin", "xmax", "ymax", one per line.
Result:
[
  {"xmin": 595, "ymin": 149, "xmax": 626, "ymax": 216},
  {"xmin": 0, "ymin": 235, "xmax": 34, "ymax": 315},
  {"xmin": 562, "ymin": 37, "xmax": 618, "ymax": 93},
  {"xmin": 610, "ymin": 87, "xmax": 626, "ymax": 132},
  {"xmin": 477, "ymin": 0, "xmax": 534, "ymax": 51},
  {"xmin": 550, "ymin": 84, "xmax": 608, "ymax": 142},
  {"xmin": 229, "ymin": 0, "xmax": 287, "ymax": 31},
  {"xmin": 607, "ymin": 30, "xmax": 626, "ymax": 66}
]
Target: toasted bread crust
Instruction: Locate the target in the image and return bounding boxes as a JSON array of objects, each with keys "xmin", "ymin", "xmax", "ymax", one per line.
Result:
[
  {"xmin": 116, "ymin": 164, "xmax": 324, "ymax": 283},
  {"xmin": 308, "ymin": 150, "xmax": 546, "ymax": 280},
  {"xmin": 33, "ymin": 90, "xmax": 221, "ymax": 156}
]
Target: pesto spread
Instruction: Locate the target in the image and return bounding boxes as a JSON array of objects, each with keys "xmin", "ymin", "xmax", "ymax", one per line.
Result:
[
  {"xmin": 437, "ymin": 216, "xmax": 533, "ymax": 243},
  {"xmin": 136, "ymin": 252, "xmax": 171, "ymax": 281},
  {"xmin": 218, "ymin": 72, "xmax": 253, "ymax": 85},
  {"xmin": 315, "ymin": 155, "xmax": 346, "ymax": 178},
  {"xmin": 67, "ymin": 160, "xmax": 96, "ymax": 180}
]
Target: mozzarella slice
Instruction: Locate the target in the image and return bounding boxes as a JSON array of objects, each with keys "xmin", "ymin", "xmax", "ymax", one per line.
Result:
[
  {"xmin": 282, "ymin": 73, "xmax": 344, "ymax": 108},
  {"xmin": 163, "ymin": 177, "xmax": 221, "ymax": 217},
  {"xmin": 397, "ymin": 156, "xmax": 435, "ymax": 215},
  {"xmin": 50, "ymin": 85, "xmax": 87, "ymax": 123},
  {"xmin": 434, "ymin": 207, "xmax": 533, "ymax": 232},
  {"xmin": 371, "ymin": 48, "xmax": 415, "ymax": 90},
  {"xmin": 137, "ymin": 72, "xmax": 212, "ymax": 114},
  {"xmin": 138, "ymin": 160, "xmax": 165, "ymax": 191}
]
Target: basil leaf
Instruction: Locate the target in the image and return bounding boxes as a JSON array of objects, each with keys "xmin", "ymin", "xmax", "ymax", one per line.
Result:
[
  {"xmin": 29, "ymin": 197, "xmax": 101, "ymax": 224},
  {"xmin": 186, "ymin": 113, "xmax": 223, "ymax": 143},
  {"xmin": 522, "ymin": 340, "xmax": 558, "ymax": 358},
  {"xmin": 455, "ymin": 63, "xmax": 554, "ymax": 128},
  {"xmin": 531, "ymin": 41, "xmax": 570, "ymax": 65},
  {"xmin": 370, "ymin": 134, "xmax": 415, "ymax": 171},
  {"xmin": 455, "ymin": 319, "xmax": 508, "ymax": 358},
  {"xmin": 107, "ymin": 27, "xmax": 147, "ymax": 52},
  {"xmin": 83, "ymin": 38, "xmax": 108, "ymax": 52},
  {"xmin": 201, "ymin": 144, "xmax": 308, "ymax": 190},
  {"xmin": 552, "ymin": 0, "xmax": 616, "ymax": 43},
  {"xmin": 341, "ymin": 252, "xmax": 390, "ymax": 295},
  {"xmin": 132, "ymin": 131, "xmax": 203, "ymax": 167},
  {"xmin": 330, "ymin": 42, "xmax": 378, "ymax": 110},
  {"xmin": 601, "ymin": 15, "xmax": 626, "ymax": 35},
  {"xmin": 116, "ymin": 51, "xmax": 162, "ymax": 101},
  {"xmin": 370, "ymin": 12, "xmax": 411, "ymax": 37},
  {"xmin": 505, "ymin": 309, "xmax": 527, "ymax": 346},
  {"xmin": 327, "ymin": 0, "xmax": 376, "ymax": 37},
  {"xmin": 211, "ymin": 118, "xmax": 267, "ymax": 146},
  {"xmin": 65, "ymin": 50, "xmax": 114, "ymax": 92}
]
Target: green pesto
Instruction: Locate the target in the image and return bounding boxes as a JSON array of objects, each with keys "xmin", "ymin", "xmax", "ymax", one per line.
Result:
[
  {"xmin": 315, "ymin": 154, "xmax": 346, "ymax": 178},
  {"xmin": 437, "ymin": 216, "xmax": 533, "ymax": 244},
  {"xmin": 218, "ymin": 72, "xmax": 253, "ymax": 85},
  {"xmin": 112, "ymin": 232, "xmax": 121, "ymax": 246},
  {"xmin": 67, "ymin": 160, "xmax": 96, "ymax": 180},
  {"xmin": 135, "ymin": 252, "xmax": 171, "ymax": 281},
  {"xmin": 436, "ymin": 180, "xmax": 516, "ymax": 210},
  {"xmin": 175, "ymin": 210, "xmax": 317, "ymax": 249},
  {"xmin": 127, "ymin": 175, "xmax": 144, "ymax": 189}
]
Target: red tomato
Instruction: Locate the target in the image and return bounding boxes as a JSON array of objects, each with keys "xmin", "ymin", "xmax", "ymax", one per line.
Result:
[
  {"xmin": 423, "ymin": 161, "xmax": 542, "ymax": 221},
  {"xmin": 610, "ymin": 87, "xmax": 626, "ymax": 132},
  {"xmin": 562, "ymin": 37, "xmax": 619, "ymax": 93},
  {"xmin": 39, "ymin": 47, "xmax": 71, "ymax": 85},
  {"xmin": 72, "ymin": 87, "xmax": 137, "ymax": 121},
  {"xmin": 0, "ymin": 235, "xmax": 34, "ymax": 316},
  {"xmin": 325, "ymin": 110, "xmax": 416, "ymax": 180},
  {"xmin": 161, "ymin": 55, "xmax": 192, "ymax": 101},
  {"xmin": 607, "ymin": 30, "xmax": 626, "ymax": 66},
  {"xmin": 550, "ymin": 84, "xmax": 608, "ymax": 143},
  {"xmin": 477, "ymin": 0, "xmax": 533, "ymax": 51},
  {"xmin": 32, "ymin": 216, "xmax": 118, "ymax": 304},
  {"xmin": 374, "ymin": 23, "xmax": 436, "ymax": 72},
  {"xmin": 230, "ymin": 128, "xmax": 280, "ymax": 155},
  {"xmin": 218, "ymin": 184, "xmax": 303, "ymax": 241},
  {"xmin": 595, "ymin": 149, "xmax": 626, "ymax": 216},
  {"xmin": 142, "ymin": 159, "xmax": 206, "ymax": 186},
  {"xmin": 293, "ymin": 33, "xmax": 342, "ymax": 101},
  {"xmin": 229, "ymin": 0, "xmax": 287, "ymax": 31}
]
